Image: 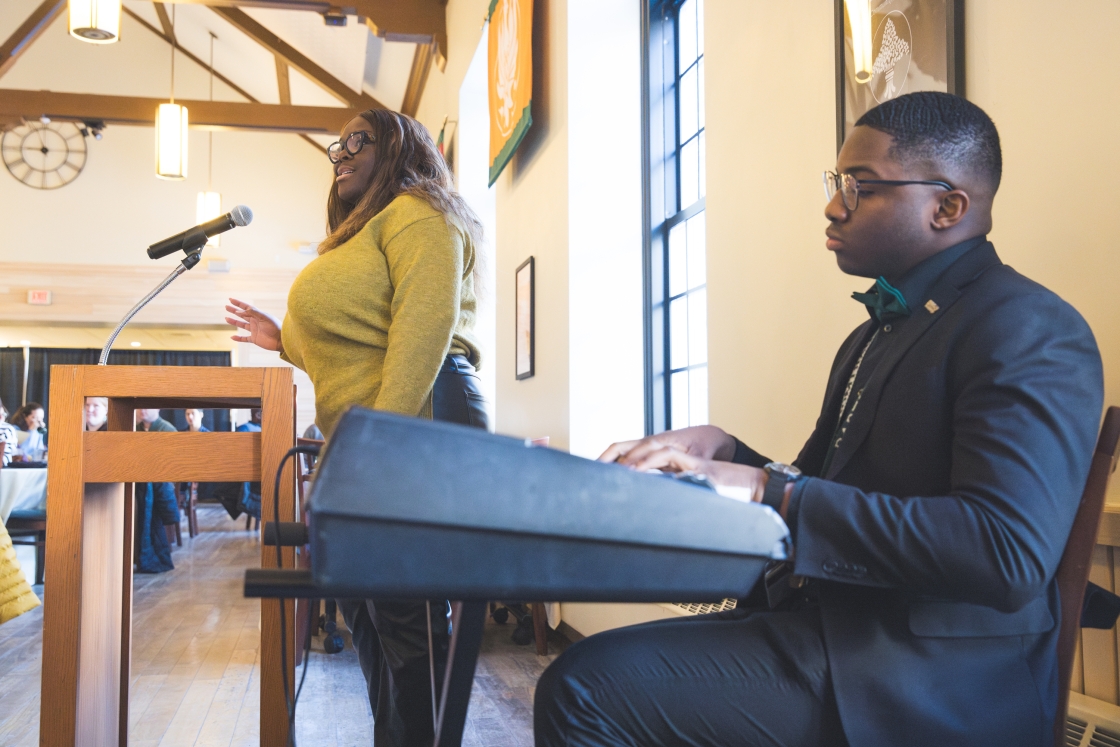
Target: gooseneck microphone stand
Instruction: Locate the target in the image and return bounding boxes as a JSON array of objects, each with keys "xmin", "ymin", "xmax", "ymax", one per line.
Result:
[{"xmin": 98, "ymin": 242, "xmax": 206, "ymax": 365}]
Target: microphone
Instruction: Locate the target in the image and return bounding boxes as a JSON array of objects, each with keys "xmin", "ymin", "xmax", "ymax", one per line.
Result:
[{"xmin": 147, "ymin": 205, "xmax": 253, "ymax": 259}]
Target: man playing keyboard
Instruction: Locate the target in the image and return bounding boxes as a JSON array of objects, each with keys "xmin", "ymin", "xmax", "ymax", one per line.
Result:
[{"xmin": 534, "ymin": 92, "xmax": 1104, "ymax": 747}]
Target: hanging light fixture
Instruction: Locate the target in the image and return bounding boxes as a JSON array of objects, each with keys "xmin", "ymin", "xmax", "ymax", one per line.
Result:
[
  {"xmin": 845, "ymin": 0, "xmax": 874, "ymax": 84},
  {"xmin": 69, "ymin": 0, "xmax": 121, "ymax": 44},
  {"xmin": 196, "ymin": 33, "xmax": 222, "ymax": 243},
  {"xmin": 156, "ymin": 6, "xmax": 187, "ymax": 179}
]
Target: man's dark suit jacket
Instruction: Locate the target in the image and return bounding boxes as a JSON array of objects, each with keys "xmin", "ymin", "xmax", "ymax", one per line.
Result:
[{"xmin": 735, "ymin": 242, "xmax": 1103, "ymax": 746}]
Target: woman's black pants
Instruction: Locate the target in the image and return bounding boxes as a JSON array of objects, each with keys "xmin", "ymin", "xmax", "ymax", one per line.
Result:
[{"xmin": 338, "ymin": 355, "xmax": 489, "ymax": 746}]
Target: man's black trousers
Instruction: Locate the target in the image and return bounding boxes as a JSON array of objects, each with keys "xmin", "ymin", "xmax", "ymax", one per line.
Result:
[{"xmin": 535, "ymin": 604, "xmax": 850, "ymax": 747}]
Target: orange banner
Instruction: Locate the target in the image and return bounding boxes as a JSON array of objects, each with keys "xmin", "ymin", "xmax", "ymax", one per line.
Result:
[{"xmin": 488, "ymin": 0, "xmax": 533, "ymax": 186}]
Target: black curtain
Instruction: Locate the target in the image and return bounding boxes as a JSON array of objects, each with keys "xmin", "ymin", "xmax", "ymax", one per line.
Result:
[
  {"xmin": 24, "ymin": 348, "xmax": 98, "ymax": 419},
  {"xmin": 0, "ymin": 347, "xmax": 24, "ymax": 417},
  {"xmin": 22, "ymin": 348, "xmax": 232, "ymax": 430}
]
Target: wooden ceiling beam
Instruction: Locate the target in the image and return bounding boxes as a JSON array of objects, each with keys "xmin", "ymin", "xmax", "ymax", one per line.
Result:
[
  {"xmin": 360, "ymin": 0, "xmax": 447, "ymax": 71},
  {"xmin": 156, "ymin": 0, "xmax": 334, "ymax": 10},
  {"xmin": 400, "ymin": 42, "xmax": 437, "ymax": 118},
  {"xmin": 152, "ymin": 3, "xmax": 178, "ymax": 44},
  {"xmin": 0, "ymin": 0, "xmax": 66, "ymax": 80},
  {"xmin": 121, "ymin": 7, "xmax": 326, "ymax": 152},
  {"xmin": 275, "ymin": 56, "xmax": 292, "ymax": 106},
  {"xmin": 209, "ymin": 6, "xmax": 383, "ymax": 110},
  {"xmin": 157, "ymin": 0, "xmax": 448, "ymax": 68},
  {"xmin": 0, "ymin": 89, "xmax": 359, "ymax": 135}
]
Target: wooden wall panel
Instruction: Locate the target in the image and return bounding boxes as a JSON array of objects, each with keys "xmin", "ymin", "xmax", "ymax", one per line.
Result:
[
  {"xmin": 1078, "ymin": 506, "xmax": 1120, "ymax": 706},
  {"xmin": 1083, "ymin": 545, "xmax": 1119, "ymax": 703},
  {"xmin": 1073, "ymin": 634, "xmax": 1084, "ymax": 694},
  {"xmin": 0, "ymin": 262, "xmax": 298, "ymax": 327}
]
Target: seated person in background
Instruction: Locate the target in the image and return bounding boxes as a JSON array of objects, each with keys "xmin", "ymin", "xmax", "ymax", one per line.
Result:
[
  {"xmin": 183, "ymin": 408, "xmax": 209, "ymax": 433},
  {"xmin": 302, "ymin": 422, "xmax": 324, "ymax": 471},
  {"xmin": 236, "ymin": 408, "xmax": 262, "ymax": 520},
  {"xmin": 180, "ymin": 408, "xmax": 218, "ymax": 509},
  {"xmin": 134, "ymin": 409, "xmax": 180, "ymax": 573},
  {"xmin": 535, "ymin": 93, "xmax": 1104, "ymax": 747},
  {"xmin": 83, "ymin": 396, "xmax": 108, "ymax": 432},
  {"xmin": 9, "ymin": 402, "xmax": 46, "ymax": 461},
  {"xmin": 0, "ymin": 397, "xmax": 17, "ymax": 466}
]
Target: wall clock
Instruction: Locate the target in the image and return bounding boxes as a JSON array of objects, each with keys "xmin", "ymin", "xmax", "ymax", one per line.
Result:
[{"xmin": 2, "ymin": 121, "xmax": 88, "ymax": 190}]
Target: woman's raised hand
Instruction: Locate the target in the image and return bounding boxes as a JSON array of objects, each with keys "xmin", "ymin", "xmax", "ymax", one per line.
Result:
[{"xmin": 225, "ymin": 297, "xmax": 283, "ymax": 352}]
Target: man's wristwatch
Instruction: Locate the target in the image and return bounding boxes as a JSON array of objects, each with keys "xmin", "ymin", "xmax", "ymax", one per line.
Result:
[{"xmin": 761, "ymin": 462, "xmax": 802, "ymax": 512}]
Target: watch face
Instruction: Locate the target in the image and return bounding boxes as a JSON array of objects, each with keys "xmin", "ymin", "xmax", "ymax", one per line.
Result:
[{"xmin": 766, "ymin": 462, "xmax": 802, "ymax": 478}]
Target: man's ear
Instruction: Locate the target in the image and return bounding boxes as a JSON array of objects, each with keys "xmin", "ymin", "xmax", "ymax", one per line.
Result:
[{"xmin": 931, "ymin": 190, "xmax": 970, "ymax": 230}]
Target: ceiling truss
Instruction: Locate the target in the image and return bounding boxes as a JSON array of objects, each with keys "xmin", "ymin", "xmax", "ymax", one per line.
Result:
[
  {"xmin": 0, "ymin": 88, "xmax": 360, "ymax": 135},
  {"xmin": 0, "ymin": 0, "xmax": 65, "ymax": 80},
  {"xmin": 1, "ymin": 0, "xmax": 447, "ymax": 137},
  {"xmin": 123, "ymin": 6, "xmax": 327, "ymax": 152}
]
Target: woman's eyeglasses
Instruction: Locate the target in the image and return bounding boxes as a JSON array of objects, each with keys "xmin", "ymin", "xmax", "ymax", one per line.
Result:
[
  {"xmin": 328, "ymin": 131, "xmax": 375, "ymax": 164},
  {"xmin": 823, "ymin": 170, "xmax": 953, "ymax": 212}
]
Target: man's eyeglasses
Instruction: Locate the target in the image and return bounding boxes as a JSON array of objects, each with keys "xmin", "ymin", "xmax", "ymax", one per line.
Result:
[
  {"xmin": 823, "ymin": 170, "xmax": 953, "ymax": 212},
  {"xmin": 328, "ymin": 131, "xmax": 375, "ymax": 164}
]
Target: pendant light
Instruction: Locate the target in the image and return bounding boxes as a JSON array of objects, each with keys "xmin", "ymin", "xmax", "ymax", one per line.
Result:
[
  {"xmin": 69, "ymin": 0, "xmax": 121, "ymax": 44},
  {"xmin": 196, "ymin": 33, "xmax": 222, "ymax": 243},
  {"xmin": 845, "ymin": 0, "xmax": 874, "ymax": 84},
  {"xmin": 156, "ymin": 6, "xmax": 188, "ymax": 179}
]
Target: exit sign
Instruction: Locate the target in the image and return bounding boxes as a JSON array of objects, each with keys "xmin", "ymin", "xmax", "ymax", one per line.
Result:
[{"xmin": 27, "ymin": 290, "xmax": 52, "ymax": 305}]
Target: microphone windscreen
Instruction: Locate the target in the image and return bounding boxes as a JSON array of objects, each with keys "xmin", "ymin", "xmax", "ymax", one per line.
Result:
[{"xmin": 230, "ymin": 205, "xmax": 253, "ymax": 227}]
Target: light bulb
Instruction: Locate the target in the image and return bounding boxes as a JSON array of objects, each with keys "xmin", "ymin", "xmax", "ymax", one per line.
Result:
[{"xmin": 156, "ymin": 103, "xmax": 188, "ymax": 179}]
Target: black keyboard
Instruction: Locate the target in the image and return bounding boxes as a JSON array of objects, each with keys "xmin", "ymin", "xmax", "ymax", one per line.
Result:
[{"xmin": 305, "ymin": 408, "xmax": 789, "ymax": 602}]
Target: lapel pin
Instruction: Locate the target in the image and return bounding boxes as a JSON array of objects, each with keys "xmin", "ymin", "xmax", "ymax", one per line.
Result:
[{"xmin": 924, "ymin": 300, "xmax": 940, "ymax": 314}]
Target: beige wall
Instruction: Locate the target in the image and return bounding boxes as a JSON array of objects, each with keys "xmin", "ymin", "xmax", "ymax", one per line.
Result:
[
  {"xmin": 968, "ymin": 1, "xmax": 1120, "ymax": 411},
  {"xmin": 492, "ymin": 0, "xmax": 572, "ymax": 449},
  {"xmin": 419, "ymin": 0, "xmax": 644, "ymax": 455},
  {"xmin": 706, "ymin": 0, "xmax": 1120, "ymax": 461},
  {"xmin": 705, "ymin": 0, "xmax": 854, "ymax": 461}
]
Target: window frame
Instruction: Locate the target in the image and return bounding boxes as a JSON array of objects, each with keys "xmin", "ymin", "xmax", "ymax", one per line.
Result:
[{"xmin": 642, "ymin": 0, "xmax": 706, "ymax": 435}]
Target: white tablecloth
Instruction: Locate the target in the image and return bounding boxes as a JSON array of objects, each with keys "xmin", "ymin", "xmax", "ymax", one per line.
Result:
[{"xmin": 0, "ymin": 468, "xmax": 48, "ymax": 524}]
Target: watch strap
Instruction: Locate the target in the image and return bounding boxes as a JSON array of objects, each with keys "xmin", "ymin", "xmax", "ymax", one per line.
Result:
[{"xmin": 761, "ymin": 468, "xmax": 789, "ymax": 511}]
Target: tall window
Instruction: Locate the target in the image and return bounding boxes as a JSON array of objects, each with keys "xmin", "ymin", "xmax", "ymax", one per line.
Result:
[{"xmin": 644, "ymin": 0, "xmax": 707, "ymax": 434}]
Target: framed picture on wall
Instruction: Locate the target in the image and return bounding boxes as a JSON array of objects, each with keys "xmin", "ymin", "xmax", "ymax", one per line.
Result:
[
  {"xmin": 515, "ymin": 256, "xmax": 535, "ymax": 380},
  {"xmin": 835, "ymin": 0, "xmax": 965, "ymax": 150}
]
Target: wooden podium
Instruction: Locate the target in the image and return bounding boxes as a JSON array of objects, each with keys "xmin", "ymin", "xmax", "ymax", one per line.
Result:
[{"xmin": 39, "ymin": 366, "xmax": 297, "ymax": 747}]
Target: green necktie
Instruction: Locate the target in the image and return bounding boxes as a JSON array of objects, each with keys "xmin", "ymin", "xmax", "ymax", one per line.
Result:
[{"xmin": 852, "ymin": 277, "xmax": 911, "ymax": 323}]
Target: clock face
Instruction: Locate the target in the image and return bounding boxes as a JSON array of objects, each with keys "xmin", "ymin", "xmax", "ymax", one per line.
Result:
[{"xmin": 2, "ymin": 122, "xmax": 88, "ymax": 190}]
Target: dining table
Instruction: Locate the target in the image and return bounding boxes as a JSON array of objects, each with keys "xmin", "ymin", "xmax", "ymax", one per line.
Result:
[{"xmin": 0, "ymin": 466, "xmax": 48, "ymax": 524}]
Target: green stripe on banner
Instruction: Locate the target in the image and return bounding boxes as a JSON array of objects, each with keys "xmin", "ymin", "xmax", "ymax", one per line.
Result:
[
  {"xmin": 487, "ymin": 0, "xmax": 499, "ymax": 21},
  {"xmin": 488, "ymin": 104, "xmax": 533, "ymax": 186}
]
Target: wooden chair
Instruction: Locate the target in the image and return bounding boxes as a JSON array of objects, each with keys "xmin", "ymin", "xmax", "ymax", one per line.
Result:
[
  {"xmin": 5, "ymin": 508, "xmax": 46, "ymax": 586},
  {"xmin": 165, "ymin": 519, "xmax": 182, "ymax": 547},
  {"xmin": 179, "ymin": 482, "xmax": 199, "ymax": 538},
  {"xmin": 3, "ymin": 452, "xmax": 47, "ymax": 585},
  {"xmin": 1054, "ymin": 406, "xmax": 1120, "ymax": 747}
]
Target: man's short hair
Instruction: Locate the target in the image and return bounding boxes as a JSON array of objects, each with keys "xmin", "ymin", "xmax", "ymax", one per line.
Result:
[{"xmin": 855, "ymin": 92, "xmax": 1002, "ymax": 193}]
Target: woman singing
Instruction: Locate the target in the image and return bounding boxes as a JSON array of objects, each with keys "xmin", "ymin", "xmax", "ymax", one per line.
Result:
[{"xmin": 225, "ymin": 109, "xmax": 488, "ymax": 746}]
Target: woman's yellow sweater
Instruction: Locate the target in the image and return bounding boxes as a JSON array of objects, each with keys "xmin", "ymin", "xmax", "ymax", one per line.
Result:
[{"xmin": 280, "ymin": 194, "xmax": 480, "ymax": 437}]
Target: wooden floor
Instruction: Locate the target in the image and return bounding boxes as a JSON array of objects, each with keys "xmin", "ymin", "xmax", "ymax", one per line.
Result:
[{"xmin": 0, "ymin": 506, "xmax": 567, "ymax": 746}]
